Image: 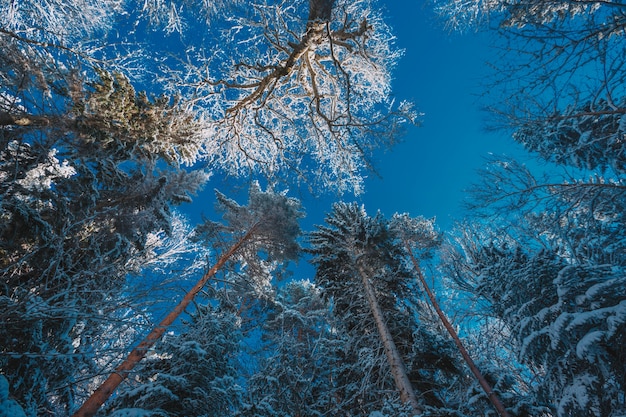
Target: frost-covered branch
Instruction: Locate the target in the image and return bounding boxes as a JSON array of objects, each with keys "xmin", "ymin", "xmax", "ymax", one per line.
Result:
[
  {"xmin": 171, "ymin": 0, "xmax": 416, "ymax": 193},
  {"xmin": 435, "ymin": 0, "xmax": 626, "ymax": 175}
]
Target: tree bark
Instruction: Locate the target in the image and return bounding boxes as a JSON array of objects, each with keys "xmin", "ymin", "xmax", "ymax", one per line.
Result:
[
  {"xmin": 0, "ymin": 111, "xmax": 50, "ymax": 127},
  {"xmin": 354, "ymin": 256, "xmax": 423, "ymax": 415},
  {"xmin": 72, "ymin": 224, "xmax": 259, "ymax": 417},
  {"xmin": 402, "ymin": 241, "xmax": 511, "ymax": 417}
]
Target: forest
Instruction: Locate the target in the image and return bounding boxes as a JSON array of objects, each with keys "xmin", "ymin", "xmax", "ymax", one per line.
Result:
[{"xmin": 0, "ymin": 0, "xmax": 625, "ymax": 416}]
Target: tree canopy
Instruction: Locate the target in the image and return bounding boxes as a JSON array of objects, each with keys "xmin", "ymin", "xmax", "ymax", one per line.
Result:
[{"xmin": 1, "ymin": 1, "xmax": 625, "ymax": 417}]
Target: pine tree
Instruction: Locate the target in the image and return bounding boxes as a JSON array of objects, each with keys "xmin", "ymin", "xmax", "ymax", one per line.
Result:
[
  {"xmin": 239, "ymin": 280, "xmax": 331, "ymax": 417},
  {"xmin": 104, "ymin": 303, "xmax": 243, "ymax": 417},
  {"xmin": 309, "ymin": 203, "xmax": 421, "ymax": 413},
  {"xmin": 309, "ymin": 203, "xmax": 465, "ymax": 415},
  {"xmin": 391, "ymin": 213, "xmax": 512, "ymax": 417},
  {"xmin": 73, "ymin": 184, "xmax": 304, "ymax": 417},
  {"xmin": 0, "ymin": 66, "xmax": 207, "ymax": 416}
]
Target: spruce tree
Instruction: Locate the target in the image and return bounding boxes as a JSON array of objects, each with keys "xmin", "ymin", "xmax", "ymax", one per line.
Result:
[{"xmin": 309, "ymin": 203, "xmax": 463, "ymax": 415}]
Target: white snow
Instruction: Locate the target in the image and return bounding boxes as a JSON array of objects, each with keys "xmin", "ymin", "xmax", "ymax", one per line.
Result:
[
  {"xmin": 575, "ymin": 330, "xmax": 604, "ymax": 360},
  {"xmin": 558, "ymin": 373, "xmax": 600, "ymax": 417}
]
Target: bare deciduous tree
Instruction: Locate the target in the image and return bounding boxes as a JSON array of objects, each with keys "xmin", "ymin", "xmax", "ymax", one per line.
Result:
[
  {"xmin": 170, "ymin": 0, "xmax": 417, "ymax": 193},
  {"xmin": 435, "ymin": 0, "xmax": 626, "ymax": 175}
]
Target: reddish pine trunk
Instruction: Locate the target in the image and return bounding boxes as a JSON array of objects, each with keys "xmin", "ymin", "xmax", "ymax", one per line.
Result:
[
  {"xmin": 403, "ymin": 241, "xmax": 511, "ymax": 417},
  {"xmin": 72, "ymin": 225, "xmax": 258, "ymax": 417}
]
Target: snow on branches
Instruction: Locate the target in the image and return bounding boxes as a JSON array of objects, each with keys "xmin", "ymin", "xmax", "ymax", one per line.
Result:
[{"xmin": 173, "ymin": 0, "xmax": 416, "ymax": 193}]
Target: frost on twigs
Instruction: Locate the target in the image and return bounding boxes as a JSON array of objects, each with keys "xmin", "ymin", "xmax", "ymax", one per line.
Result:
[
  {"xmin": 390, "ymin": 213, "xmax": 440, "ymax": 259},
  {"xmin": 174, "ymin": 0, "xmax": 417, "ymax": 194},
  {"xmin": 0, "ymin": 0, "xmax": 118, "ymax": 42},
  {"xmin": 2, "ymin": 0, "xmax": 415, "ymax": 194},
  {"xmin": 434, "ymin": 0, "xmax": 601, "ymax": 32}
]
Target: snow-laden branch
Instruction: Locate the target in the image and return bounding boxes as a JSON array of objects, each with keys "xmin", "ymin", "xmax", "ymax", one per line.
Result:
[{"xmin": 170, "ymin": 0, "xmax": 416, "ymax": 193}]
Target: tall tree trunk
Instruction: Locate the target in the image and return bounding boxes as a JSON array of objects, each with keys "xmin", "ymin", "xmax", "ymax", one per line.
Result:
[
  {"xmin": 72, "ymin": 224, "xmax": 259, "ymax": 417},
  {"xmin": 402, "ymin": 242, "xmax": 511, "ymax": 417},
  {"xmin": 354, "ymin": 257, "xmax": 423, "ymax": 415}
]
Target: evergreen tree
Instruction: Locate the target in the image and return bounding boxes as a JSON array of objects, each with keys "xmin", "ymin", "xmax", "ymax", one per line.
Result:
[
  {"xmin": 309, "ymin": 203, "xmax": 463, "ymax": 415},
  {"xmin": 447, "ymin": 160, "xmax": 626, "ymax": 417},
  {"xmin": 392, "ymin": 214, "xmax": 512, "ymax": 417},
  {"xmin": 309, "ymin": 203, "xmax": 420, "ymax": 413},
  {"xmin": 73, "ymin": 184, "xmax": 304, "ymax": 417},
  {"xmin": 0, "ymin": 66, "xmax": 207, "ymax": 416},
  {"xmin": 103, "ymin": 303, "xmax": 243, "ymax": 417},
  {"xmin": 239, "ymin": 280, "xmax": 330, "ymax": 417},
  {"xmin": 464, "ymin": 241, "xmax": 626, "ymax": 416}
]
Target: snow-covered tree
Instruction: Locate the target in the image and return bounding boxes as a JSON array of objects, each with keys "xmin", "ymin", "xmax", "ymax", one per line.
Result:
[
  {"xmin": 308, "ymin": 203, "xmax": 464, "ymax": 415},
  {"xmin": 103, "ymin": 303, "xmax": 243, "ymax": 417},
  {"xmin": 391, "ymin": 214, "xmax": 512, "ymax": 417},
  {"xmin": 73, "ymin": 184, "xmax": 304, "ymax": 417},
  {"xmin": 309, "ymin": 203, "xmax": 421, "ymax": 413},
  {"xmin": 165, "ymin": 0, "xmax": 417, "ymax": 193},
  {"xmin": 458, "ymin": 241, "xmax": 626, "ymax": 417},
  {"xmin": 2, "ymin": 0, "xmax": 414, "ymax": 194},
  {"xmin": 434, "ymin": 0, "xmax": 626, "ymax": 180},
  {"xmin": 466, "ymin": 156, "xmax": 626, "ymax": 267},
  {"xmin": 433, "ymin": 0, "xmax": 614, "ymax": 31},
  {"xmin": 239, "ymin": 280, "xmax": 331, "ymax": 416},
  {"xmin": 194, "ymin": 182, "xmax": 304, "ymax": 282},
  {"xmin": 512, "ymin": 99, "xmax": 626, "ymax": 176},
  {"xmin": 0, "ymin": 66, "xmax": 208, "ymax": 416},
  {"xmin": 446, "ymin": 150, "xmax": 626, "ymax": 416}
]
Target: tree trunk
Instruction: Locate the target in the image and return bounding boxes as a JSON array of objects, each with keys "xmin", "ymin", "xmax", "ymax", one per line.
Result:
[
  {"xmin": 0, "ymin": 111, "xmax": 51, "ymax": 126},
  {"xmin": 354, "ymin": 257, "xmax": 423, "ymax": 415},
  {"xmin": 402, "ymin": 242, "xmax": 511, "ymax": 417},
  {"xmin": 72, "ymin": 224, "xmax": 259, "ymax": 417}
]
